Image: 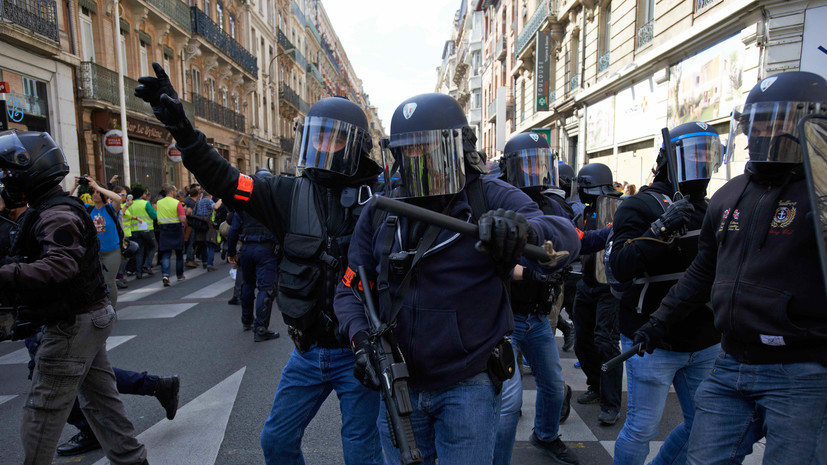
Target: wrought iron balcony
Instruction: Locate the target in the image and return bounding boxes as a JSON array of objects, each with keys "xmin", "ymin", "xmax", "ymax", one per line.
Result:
[
  {"xmin": 191, "ymin": 7, "xmax": 257, "ymax": 75},
  {"xmin": 307, "ymin": 63, "xmax": 323, "ymax": 84},
  {"xmin": 279, "ymin": 83, "xmax": 309, "ymax": 114},
  {"xmin": 516, "ymin": 0, "xmax": 548, "ymax": 54},
  {"xmin": 0, "ymin": 0, "xmax": 59, "ymax": 42},
  {"xmin": 292, "ymin": 49, "xmax": 307, "ymax": 70},
  {"xmin": 145, "ymin": 0, "xmax": 190, "ymax": 30},
  {"xmin": 306, "ymin": 20, "xmax": 321, "ymax": 44},
  {"xmin": 321, "ymin": 39, "xmax": 341, "ymax": 75},
  {"xmin": 290, "ymin": 1, "xmax": 305, "ymax": 27},
  {"xmin": 636, "ymin": 19, "xmax": 654, "ymax": 49},
  {"xmin": 598, "ymin": 52, "xmax": 610, "ymax": 73},
  {"xmin": 277, "ymin": 28, "xmax": 294, "ymax": 52},
  {"xmin": 570, "ymin": 75, "xmax": 579, "ymax": 92},
  {"xmin": 696, "ymin": 0, "xmax": 715, "ymax": 12},
  {"xmin": 191, "ymin": 93, "xmax": 244, "ymax": 132},
  {"xmin": 279, "ymin": 137, "xmax": 294, "ymax": 153}
]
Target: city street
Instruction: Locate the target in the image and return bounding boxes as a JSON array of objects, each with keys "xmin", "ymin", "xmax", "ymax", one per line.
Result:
[{"xmin": 0, "ymin": 262, "xmax": 765, "ymax": 464}]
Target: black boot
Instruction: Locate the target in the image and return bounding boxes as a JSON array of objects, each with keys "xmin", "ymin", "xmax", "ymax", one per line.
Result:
[
  {"xmin": 254, "ymin": 327, "xmax": 279, "ymax": 342},
  {"xmin": 56, "ymin": 430, "xmax": 101, "ymax": 456},
  {"xmin": 154, "ymin": 375, "xmax": 180, "ymax": 420}
]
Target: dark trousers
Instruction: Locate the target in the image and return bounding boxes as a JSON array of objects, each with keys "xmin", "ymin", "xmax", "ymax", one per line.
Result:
[
  {"xmin": 572, "ymin": 279, "xmax": 622, "ymax": 411},
  {"xmin": 239, "ymin": 242, "xmax": 278, "ymax": 329},
  {"xmin": 67, "ymin": 367, "xmax": 159, "ymax": 434},
  {"xmin": 132, "ymin": 230, "xmax": 156, "ymax": 275}
]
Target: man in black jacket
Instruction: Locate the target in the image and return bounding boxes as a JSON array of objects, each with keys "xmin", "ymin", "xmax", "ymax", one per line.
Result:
[
  {"xmin": 136, "ymin": 64, "xmax": 382, "ymax": 465},
  {"xmin": 635, "ymin": 71, "xmax": 827, "ymax": 464},
  {"xmin": 609, "ymin": 122, "xmax": 722, "ymax": 465}
]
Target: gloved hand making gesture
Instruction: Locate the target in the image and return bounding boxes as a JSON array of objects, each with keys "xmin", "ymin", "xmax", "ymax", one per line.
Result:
[
  {"xmin": 135, "ymin": 63, "xmax": 197, "ymax": 146},
  {"xmin": 648, "ymin": 196, "xmax": 694, "ymax": 239},
  {"xmin": 351, "ymin": 330, "xmax": 380, "ymax": 390},
  {"xmin": 476, "ymin": 208, "xmax": 537, "ymax": 269}
]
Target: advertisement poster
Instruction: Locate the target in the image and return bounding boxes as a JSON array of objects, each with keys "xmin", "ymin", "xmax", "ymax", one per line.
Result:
[
  {"xmin": 586, "ymin": 96, "xmax": 614, "ymax": 151},
  {"xmin": 615, "ymin": 77, "xmax": 662, "ymax": 143},
  {"xmin": 667, "ymin": 34, "xmax": 744, "ymax": 128},
  {"xmin": 802, "ymin": 5, "xmax": 827, "ymax": 78}
]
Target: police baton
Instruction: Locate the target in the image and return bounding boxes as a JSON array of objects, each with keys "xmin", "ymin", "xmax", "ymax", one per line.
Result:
[
  {"xmin": 601, "ymin": 342, "xmax": 644, "ymax": 372},
  {"xmin": 371, "ymin": 195, "xmax": 560, "ymax": 263}
]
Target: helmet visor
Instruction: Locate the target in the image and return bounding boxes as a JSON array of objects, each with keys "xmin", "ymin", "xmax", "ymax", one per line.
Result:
[
  {"xmin": 293, "ymin": 116, "xmax": 368, "ymax": 176},
  {"xmin": 504, "ymin": 148, "xmax": 556, "ymax": 188},
  {"xmin": 673, "ymin": 133, "xmax": 723, "ymax": 182},
  {"xmin": 726, "ymin": 101, "xmax": 819, "ymax": 164},
  {"xmin": 388, "ymin": 129, "xmax": 465, "ymax": 198},
  {"xmin": 0, "ymin": 131, "xmax": 29, "ymax": 171}
]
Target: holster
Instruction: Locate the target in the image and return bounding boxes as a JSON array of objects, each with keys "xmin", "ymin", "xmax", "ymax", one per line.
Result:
[
  {"xmin": 288, "ymin": 326, "xmax": 312, "ymax": 354},
  {"xmin": 486, "ymin": 337, "xmax": 515, "ymax": 394}
]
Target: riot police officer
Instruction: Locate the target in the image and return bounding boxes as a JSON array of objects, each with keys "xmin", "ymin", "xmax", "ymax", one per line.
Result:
[
  {"xmin": 226, "ymin": 168, "xmax": 280, "ymax": 341},
  {"xmin": 493, "ymin": 132, "xmax": 578, "ymax": 465},
  {"xmin": 609, "ymin": 122, "xmax": 722, "ymax": 464},
  {"xmin": 0, "ymin": 130, "xmax": 147, "ymax": 464},
  {"xmin": 136, "ymin": 63, "xmax": 382, "ymax": 465},
  {"xmin": 636, "ymin": 71, "xmax": 827, "ymax": 464},
  {"xmin": 333, "ymin": 93, "xmax": 581, "ymax": 465},
  {"xmin": 570, "ymin": 163, "xmax": 622, "ymax": 425}
]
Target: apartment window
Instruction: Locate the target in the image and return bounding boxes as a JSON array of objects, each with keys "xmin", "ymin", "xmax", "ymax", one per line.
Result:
[
  {"xmin": 569, "ymin": 35, "xmax": 579, "ymax": 91},
  {"xmin": 139, "ymin": 42, "xmax": 149, "ymax": 77},
  {"xmin": 120, "ymin": 32, "xmax": 128, "ymax": 72},
  {"xmin": 192, "ymin": 67, "xmax": 202, "ymax": 96},
  {"xmin": 162, "ymin": 55, "xmax": 171, "ymax": 77},
  {"xmin": 203, "ymin": 0, "xmax": 210, "ymax": 15},
  {"xmin": 636, "ymin": 0, "xmax": 655, "ymax": 48},
  {"xmin": 207, "ymin": 77, "xmax": 216, "ymax": 101},
  {"xmin": 216, "ymin": 2, "xmax": 223, "ymax": 30},
  {"xmin": 471, "ymin": 89, "xmax": 481, "ymax": 109},
  {"xmin": 229, "ymin": 14, "xmax": 236, "ymax": 39},
  {"xmin": 79, "ymin": 7, "xmax": 95, "ymax": 62},
  {"xmin": 598, "ymin": 3, "xmax": 611, "ymax": 73},
  {"xmin": 221, "ymin": 88, "xmax": 228, "ymax": 107},
  {"xmin": 233, "ymin": 93, "xmax": 240, "ymax": 112},
  {"xmin": 472, "ymin": 51, "xmax": 481, "ymax": 76}
]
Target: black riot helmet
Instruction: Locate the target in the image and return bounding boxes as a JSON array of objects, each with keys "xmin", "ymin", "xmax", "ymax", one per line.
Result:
[
  {"xmin": 576, "ymin": 163, "xmax": 616, "ymax": 203},
  {"xmin": 0, "ymin": 130, "xmax": 69, "ymax": 203},
  {"xmin": 385, "ymin": 93, "xmax": 468, "ymax": 198},
  {"xmin": 726, "ymin": 71, "xmax": 827, "ymax": 166},
  {"xmin": 654, "ymin": 121, "xmax": 722, "ymax": 193},
  {"xmin": 558, "ymin": 163, "xmax": 575, "ymax": 197},
  {"xmin": 501, "ymin": 132, "xmax": 558, "ymax": 190},
  {"xmin": 293, "ymin": 97, "xmax": 374, "ymax": 178}
]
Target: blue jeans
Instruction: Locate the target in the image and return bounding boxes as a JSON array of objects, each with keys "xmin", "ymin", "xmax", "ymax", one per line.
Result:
[
  {"xmin": 239, "ymin": 243, "xmax": 278, "ymax": 329},
  {"xmin": 380, "ymin": 372, "xmax": 501, "ymax": 465},
  {"xmin": 686, "ymin": 352, "xmax": 827, "ymax": 465},
  {"xmin": 260, "ymin": 346, "xmax": 382, "ymax": 465},
  {"xmin": 614, "ymin": 334, "xmax": 719, "ymax": 465},
  {"xmin": 201, "ymin": 242, "xmax": 215, "ymax": 267},
  {"xmin": 160, "ymin": 249, "xmax": 184, "ymax": 278},
  {"xmin": 494, "ymin": 313, "xmax": 565, "ymax": 465}
]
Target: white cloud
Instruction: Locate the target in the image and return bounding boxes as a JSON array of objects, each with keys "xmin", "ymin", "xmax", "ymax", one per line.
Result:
[{"xmin": 321, "ymin": 0, "xmax": 461, "ymax": 133}]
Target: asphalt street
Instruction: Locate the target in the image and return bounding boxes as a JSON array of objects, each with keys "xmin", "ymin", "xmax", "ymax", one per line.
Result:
[{"xmin": 0, "ymin": 262, "xmax": 765, "ymax": 464}]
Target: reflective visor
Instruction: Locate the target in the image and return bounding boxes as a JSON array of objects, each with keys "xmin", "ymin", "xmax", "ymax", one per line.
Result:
[
  {"xmin": 504, "ymin": 148, "xmax": 556, "ymax": 188},
  {"xmin": 0, "ymin": 131, "xmax": 28, "ymax": 170},
  {"xmin": 387, "ymin": 129, "xmax": 465, "ymax": 198},
  {"xmin": 672, "ymin": 133, "xmax": 722, "ymax": 182},
  {"xmin": 293, "ymin": 116, "xmax": 368, "ymax": 176},
  {"xmin": 726, "ymin": 101, "xmax": 820, "ymax": 164}
]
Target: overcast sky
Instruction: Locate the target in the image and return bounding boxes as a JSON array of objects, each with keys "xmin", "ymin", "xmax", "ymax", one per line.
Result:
[{"xmin": 321, "ymin": 0, "xmax": 462, "ymax": 133}]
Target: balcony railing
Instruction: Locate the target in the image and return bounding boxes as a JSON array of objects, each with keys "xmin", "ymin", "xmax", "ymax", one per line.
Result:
[
  {"xmin": 636, "ymin": 19, "xmax": 654, "ymax": 49},
  {"xmin": 307, "ymin": 63, "xmax": 323, "ymax": 84},
  {"xmin": 8, "ymin": 91, "xmax": 48, "ymax": 116},
  {"xmin": 279, "ymin": 83, "xmax": 310, "ymax": 114},
  {"xmin": 516, "ymin": 0, "xmax": 548, "ymax": 54},
  {"xmin": 696, "ymin": 0, "xmax": 715, "ymax": 12},
  {"xmin": 598, "ymin": 52, "xmax": 610, "ymax": 73},
  {"xmin": 278, "ymin": 28, "xmax": 295, "ymax": 52},
  {"xmin": 0, "ymin": 0, "xmax": 59, "ymax": 42},
  {"xmin": 191, "ymin": 7, "xmax": 257, "ymax": 75},
  {"xmin": 570, "ymin": 75, "xmax": 579, "ymax": 91},
  {"xmin": 192, "ymin": 93, "xmax": 244, "ymax": 132},
  {"xmin": 321, "ymin": 39, "xmax": 341, "ymax": 75},
  {"xmin": 292, "ymin": 49, "xmax": 307, "ymax": 70},
  {"xmin": 487, "ymin": 99, "xmax": 497, "ymax": 122},
  {"xmin": 280, "ymin": 137, "xmax": 294, "ymax": 153},
  {"xmin": 290, "ymin": 1, "xmax": 305, "ymax": 27},
  {"xmin": 145, "ymin": 0, "xmax": 190, "ymax": 30},
  {"xmin": 306, "ymin": 20, "xmax": 321, "ymax": 44},
  {"xmin": 495, "ymin": 37, "xmax": 506, "ymax": 61}
]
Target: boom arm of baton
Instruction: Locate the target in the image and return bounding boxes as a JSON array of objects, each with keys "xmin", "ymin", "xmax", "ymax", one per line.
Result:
[
  {"xmin": 602, "ymin": 342, "xmax": 644, "ymax": 372},
  {"xmin": 355, "ymin": 266, "xmax": 423, "ymax": 465},
  {"xmin": 371, "ymin": 196, "xmax": 570, "ymax": 267}
]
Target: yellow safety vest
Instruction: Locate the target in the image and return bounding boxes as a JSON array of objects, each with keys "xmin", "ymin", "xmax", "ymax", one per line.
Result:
[
  {"xmin": 127, "ymin": 199, "xmax": 154, "ymax": 232},
  {"xmin": 121, "ymin": 204, "xmax": 133, "ymax": 237},
  {"xmin": 156, "ymin": 196, "xmax": 181, "ymax": 225}
]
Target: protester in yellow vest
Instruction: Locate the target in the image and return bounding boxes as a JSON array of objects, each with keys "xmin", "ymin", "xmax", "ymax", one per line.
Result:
[
  {"xmin": 156, "ymin": 185, "xmax": 187, "ymax": 286},
  {"xmin": 125, "ymin": 186, "xmax": 157, "ymax": 279}
]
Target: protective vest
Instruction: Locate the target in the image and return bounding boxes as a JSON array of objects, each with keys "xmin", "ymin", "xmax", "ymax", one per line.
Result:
[
  {"xmin": 10, "ymin": 194, "xmax": 107, "ymax": 322},
  {"xmin": 277, "ymin": 177, "xmax": 364, "ymax": 342},
  {"xmin": 121, "ymin": 204, "xmax": 133, "ymax": 237},
  {"xmin": 156, "ymin": 197, "xmax": 181, "ymax": 225},
  {"xmin": 510, "ymin": 194, "xmax": 562, "ymax": 314},
  {"xmin": 128, "ymin": 199, "xmax": 154, "ymax": 231},
  {"xmin": 240, "ymin": 211, "xmax": 277, "ymax": 243}
]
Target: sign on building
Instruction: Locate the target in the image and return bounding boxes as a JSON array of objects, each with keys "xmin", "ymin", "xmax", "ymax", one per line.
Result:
[
  {"xmin": 536, "ymin": 30, "xmax": 552, "ymax": 112},
  {"xmin": 586, "ymin": 96, "xmax": 614, "ymax": 152},
  {"xmin": 802, "ymin": 5, "xmax": 827, "ymax": 78},
  {"xmin": 104, "ymin": 129, "xmax": 124, "ymax": 154}
]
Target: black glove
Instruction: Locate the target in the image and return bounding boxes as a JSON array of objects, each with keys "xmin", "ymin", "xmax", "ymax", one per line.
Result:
[
  {"xmin": 10, "ymin": 307, "xmax": 40, "ymax": 341},
  {"xmin": 135, "ymin": 63, "xmax": 196, "ymax": 145},
  {"xmin": 632, "ymin": 317, "xmax": 668, "ymax": 354},
  {"xmin": 649, "ymin": 197, "xmax": 694, "ymax": 239},
  {"xmin": 352, "ymin": 330, "xmax": 380, "ymax": 390},
  {"xmin": 521, "ymin": 267, "xmax": 554, "ymax": 283},
  {"xmin": 476, "ymin": 208, "xmax": 537, "ymax": 266}
]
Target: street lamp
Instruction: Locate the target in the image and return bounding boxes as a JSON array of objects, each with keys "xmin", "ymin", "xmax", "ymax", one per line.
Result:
[{"xmin": 266, "ymin": 47, "xmax": 295, "ymax": 174}]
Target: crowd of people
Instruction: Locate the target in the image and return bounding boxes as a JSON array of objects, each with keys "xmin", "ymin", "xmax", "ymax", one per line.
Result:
[{"xmin": 0, "ymin": 64, "xmax": 825, "ymax": 465}]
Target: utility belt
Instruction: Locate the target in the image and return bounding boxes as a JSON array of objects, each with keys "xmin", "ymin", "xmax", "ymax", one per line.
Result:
[
  {"xmin": 241, "ymin": 234, "xmax": 276, "ymax": 244},
  {"xmin": 511, "ymin": 302, "xmax": 551, "ymax": 316},
  {"xmin": 485, "ymin": 337, "xmax": 515, "ymax": 395},
  {"xmin": 287, "ymin": 326, "xmax": 345, "ymax": 353}
]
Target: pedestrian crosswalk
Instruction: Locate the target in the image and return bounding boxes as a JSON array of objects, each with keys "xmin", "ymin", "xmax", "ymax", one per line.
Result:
[{"xmin": 0, "ymin": 335, "xmax": 136, "ymax": 365}]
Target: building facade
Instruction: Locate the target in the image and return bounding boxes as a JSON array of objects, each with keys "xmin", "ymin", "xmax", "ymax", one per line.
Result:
[{"xmin": 439, "ymin": 0, "xmax": 827, "ymax": 192}]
